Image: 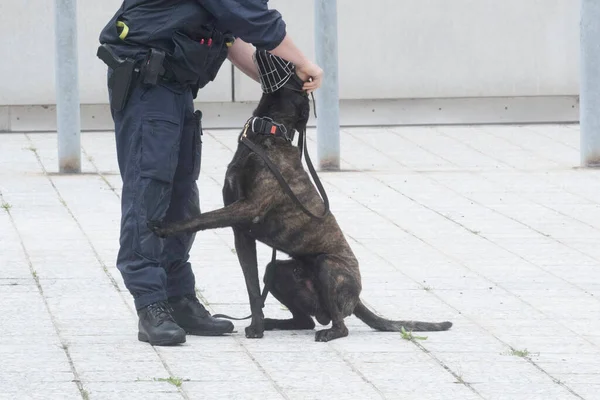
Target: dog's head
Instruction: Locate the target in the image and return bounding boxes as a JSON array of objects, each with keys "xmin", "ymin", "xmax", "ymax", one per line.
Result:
[{"xmin": 251, "ymin": 51, "xmax": 311, "ymax": 140}]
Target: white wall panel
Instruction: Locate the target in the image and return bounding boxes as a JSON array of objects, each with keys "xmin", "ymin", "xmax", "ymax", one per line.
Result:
[{"xmin": 234, "ymin": 0, "xmax": 579, "ymax": 101}]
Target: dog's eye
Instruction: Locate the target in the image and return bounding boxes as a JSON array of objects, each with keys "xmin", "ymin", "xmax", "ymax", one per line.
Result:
[{"xmin": 293, "ymin": 267, "xmax": 302, "ymax": 279}]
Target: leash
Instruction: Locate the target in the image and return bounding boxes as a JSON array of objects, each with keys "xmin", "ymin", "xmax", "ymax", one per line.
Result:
[
  {"xmin": 212, "ymin": 247, "xmax": 277, "ymax": 321},
  {"xmin": 239, "ymin": 119, "xmax": 330, "ymax": 220},
  {"xmin": 297, "ymin": 91, "xmax": 316, "ymax": 162}
]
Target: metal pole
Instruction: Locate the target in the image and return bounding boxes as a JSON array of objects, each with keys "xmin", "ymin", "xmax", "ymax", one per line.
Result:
[
  {"xmin": 55, "ymin": 0, "xmax": 81, "ymax": 173},
  {"xmin": 315, "ymin": 0, "xmax": 340, "ymax": 171},
  {"xmin": 581, "ymin": 0, "xmax": 600, "ymax": 167}
]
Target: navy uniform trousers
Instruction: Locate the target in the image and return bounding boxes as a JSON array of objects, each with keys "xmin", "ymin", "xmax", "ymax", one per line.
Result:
[{"xmin": 109, "ymin": 75, "xmax": 202, "ymax": 310}]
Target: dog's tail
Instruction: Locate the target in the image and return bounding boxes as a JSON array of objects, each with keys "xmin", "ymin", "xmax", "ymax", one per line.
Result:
[{"xmin": 353, "ymin": 300, "xmax": 452, "ymax": 332}]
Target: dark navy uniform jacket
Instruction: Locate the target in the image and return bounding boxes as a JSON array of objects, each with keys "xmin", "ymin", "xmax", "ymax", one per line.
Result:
[{"xmin": 99, "ymin": 0, "xmax": 286, "ymax": 87}]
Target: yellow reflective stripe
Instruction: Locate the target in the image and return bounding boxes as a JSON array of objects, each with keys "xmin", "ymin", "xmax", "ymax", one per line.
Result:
[{"xmin": 116, "ymin": 21, "xmax": 129, "ymax": 40}]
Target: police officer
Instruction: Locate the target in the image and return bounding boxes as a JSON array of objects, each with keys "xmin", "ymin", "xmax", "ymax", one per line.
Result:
[{"xmin": 98, "ymin": 1, "xmax": 323, "ymax": 346}]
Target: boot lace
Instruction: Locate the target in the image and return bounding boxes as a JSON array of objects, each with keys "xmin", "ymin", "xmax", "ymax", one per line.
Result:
[{"xmin": 147, "ymin": 301, "xmax": 175, "ymax": 325}]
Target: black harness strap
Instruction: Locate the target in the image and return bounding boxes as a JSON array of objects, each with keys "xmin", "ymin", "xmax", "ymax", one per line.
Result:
[{"xmin": 240, "ymin": 118, "xmax": 330, "ymax": 220}]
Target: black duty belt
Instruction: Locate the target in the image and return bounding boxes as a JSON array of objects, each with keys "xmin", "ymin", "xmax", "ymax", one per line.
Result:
[{"xmin": 97, "ymin": 44, "xmax": 183, "ymax": 111}]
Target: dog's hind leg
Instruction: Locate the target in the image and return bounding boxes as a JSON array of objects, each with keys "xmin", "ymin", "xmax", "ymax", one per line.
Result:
[
  {"xmin": 313, "ymin": 257, "xmax": 360, "ymax": 342},
  {"xmin": 264, "ymin": 315, "xmax": 315, "ymax": 331},
  {"xmin": 262, "ymin": 259, "xmax": 316, "ymax": 331},
  {"xmin": 263, "ymin": 291, "xmax": 315, "ymax": 331},
  {"xmin": 263, "ymin": 281, "xmax": 316, "ymax": 331},
  {"xmin": 148, "ymin": 200, "xmax": 261, "ymax": 237},
  {"xmin": 233, "ymin": 228, "xmax": 265, "ymax": 339}
]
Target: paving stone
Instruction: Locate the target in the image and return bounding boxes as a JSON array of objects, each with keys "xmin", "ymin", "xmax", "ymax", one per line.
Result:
[
  {"xmin": 473, "ymin": 382, "xmax": 578, "ymax": 400},
  {"xmin": 84, "ymin": 381, "xmax": 181, "ymax": 399},
  {"xmin": 285, "ymin": 387, "xmax": 384, "ymax": 400},
  {"xmin": 567, "ymin": 384, "xmax": 600, "ymax": 400},
  {"xmin": 67, "ymin": 343, "xmax": 169, "ymax": 383},
  {"xmin": 184, "ymin": 381, "xmax": 284, "ymax": 400},
  {"xmin": 380, "ymin": 384, "xmax": 482, "ymax": 400},
  {"xmin": 0, "ymin": 382, "xmax": 81, "ymax": 400},
  {"xmin": 88, "ymin": 391, "xmax": 182, "ymax": 400},
  {"xmin": 160, "ymin": 351, "xmax": 268, "ymax": 382}
]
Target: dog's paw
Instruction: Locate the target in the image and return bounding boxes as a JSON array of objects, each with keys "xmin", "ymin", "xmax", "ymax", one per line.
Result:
[
  {"xmin": 147, "ymin": 220, "xmax": 169, "ymax": 238},
  {"xmin": 245, "ymin": 325, "xmax": 265, "ymax": 339},
  {"xmin": 315, "ymin": 327, "xmax": 348, "ymax": 342}
]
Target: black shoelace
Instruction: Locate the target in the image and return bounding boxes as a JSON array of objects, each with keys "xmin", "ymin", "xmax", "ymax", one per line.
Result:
[{"xmin": 146, "ymin": 301, "xmax": 175, "ymax": 325}]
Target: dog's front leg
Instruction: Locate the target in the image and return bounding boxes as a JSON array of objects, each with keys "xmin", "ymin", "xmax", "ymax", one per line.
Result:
[
  {"xmin": 233, "ymin": 228, "xmax": 265, "ymax": 339},
  {"xmin": 149, "ymin": 200, "xmax": 257, "ymax": 237}
]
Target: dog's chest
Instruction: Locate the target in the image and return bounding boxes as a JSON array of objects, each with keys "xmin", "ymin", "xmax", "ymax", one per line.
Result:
[{"xmin": 223, "ymin": 173, "xmax": 242, "ymax": 206}]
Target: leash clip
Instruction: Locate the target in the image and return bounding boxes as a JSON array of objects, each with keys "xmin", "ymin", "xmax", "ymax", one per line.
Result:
[{"xmin": 241, "ymin": 118, "xmax": 252, "ymax": 140}]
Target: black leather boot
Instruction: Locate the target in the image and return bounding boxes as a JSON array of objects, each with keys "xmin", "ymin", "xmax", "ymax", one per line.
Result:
[
  {"xmin": 169, "ymin": 294, "xmax": 234, "ymax": 336},
  {"xmin": 137, "ymin": 301, "xmax": 186, "ymax": 346}
]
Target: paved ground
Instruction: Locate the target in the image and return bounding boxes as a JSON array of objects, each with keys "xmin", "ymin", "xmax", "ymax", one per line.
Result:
[{"xmin": 1, "ymin": 123, "xmax": 599, "ymax": 400}]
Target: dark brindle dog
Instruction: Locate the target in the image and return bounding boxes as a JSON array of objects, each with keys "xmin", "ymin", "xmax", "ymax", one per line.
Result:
[{"xmin": 149, "ymin": 59, "xmax": 452, "ymax": 342}]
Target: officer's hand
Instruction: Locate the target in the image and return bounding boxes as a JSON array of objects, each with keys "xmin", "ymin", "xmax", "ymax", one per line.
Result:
[{"xmin": 296, "ymin": 62, "xmax": 323, "ymax": 93}]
